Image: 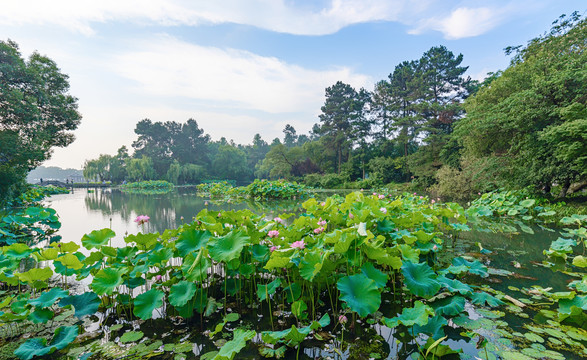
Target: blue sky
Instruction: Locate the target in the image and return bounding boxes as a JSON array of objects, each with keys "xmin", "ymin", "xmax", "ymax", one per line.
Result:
[{"xmin": 1, "ymin": 0, "xmax": 585, "ymax": 169}]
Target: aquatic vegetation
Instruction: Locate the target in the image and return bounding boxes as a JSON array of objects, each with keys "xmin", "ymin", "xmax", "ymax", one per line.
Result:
[
  {"xmin": 119, "ymin": 180, "xmax": 174, "ymax": 195},
  {"xmin": 1, "ymin": 190, "xmax": 586, "ymax": 359},
  {"xmin": 197, "ymin": 179, "xmax": 309, "ymax": 200}
]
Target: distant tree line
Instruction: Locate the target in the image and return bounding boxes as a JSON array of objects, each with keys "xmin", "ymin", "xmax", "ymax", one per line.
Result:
[{"xmin": 83, "ymin": 13, "xmax": 586, "ymax": 199}]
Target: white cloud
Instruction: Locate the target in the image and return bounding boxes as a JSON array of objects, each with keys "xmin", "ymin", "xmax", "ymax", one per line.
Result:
[
  {"xmin": 113, "ymin": 35, "xmax": 371, "ymax": 114},
  {"xmin": 409, "ymin": 6, "xmax": 505, "ymax": 39}
]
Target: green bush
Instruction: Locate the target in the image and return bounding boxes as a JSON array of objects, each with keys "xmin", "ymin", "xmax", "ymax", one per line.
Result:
[{"xmin": 119, "ymin": 180, "xmax": 174, "ymax": 195}]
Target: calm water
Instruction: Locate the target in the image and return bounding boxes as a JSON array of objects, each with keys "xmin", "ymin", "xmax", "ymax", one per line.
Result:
[{"xmin": 43, "ymin": 188, "xmax": 573, "ymax": 359}]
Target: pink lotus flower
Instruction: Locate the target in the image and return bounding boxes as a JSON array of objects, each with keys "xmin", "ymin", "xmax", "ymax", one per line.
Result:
[
  {"xmin": 413, "ymin": 192, "xmax": 417, "ymax": 195},
  {"xmin": 270, "ymin": 246, "xmax": 277, "ymax": 252},
  {"xmin": 273, "ymin": 217, "xmax": 284, "ymax": 224},
  {"xmin": 134, "ymin": 215, "xmax": 150, "ymax": 225},
  {"xmin": 433, "ymin": 245, "xmax": 438, "ymax": 251},
  {"xmin": 339, "ymin": 314, "xmax": 348, "ymax": 324},
  {"xmin": 317, "ymin": 219, "xmax": 327, "ymax": 226},
  {"xmin": 373, "ymin": 192, "xmax": 377, "ymax": 196},
  {"xmin": 431, "ymin": 200, "xmax": 435, "ymax": 204},
  {"xmin": 314, "ymin": 227, "xmax": 325, "ymax": 234},
  {"xmin": 155, "ymin": 275, "xmax": 162, "ymax": 281},
  {"xmin": 349, "ymin": 212, "xmax": 354, "ymax": 219},
  {"xmin": 268, "ymin": 230, "xmax": 280, "ymax": 238},
  {"xmin": 378, "ymin": 194, "xmax": 385, "ymax": 199},
  {"xmin": 291, "ymin": 240, "xmax": 305, "ymax": 249},
  {"xmin": 321, "ymin": 202, "xmax": 326, "ymax": 206},
  {"xmin": 380, "ymin": 207, "xmax": 387, "ymax": 214}
]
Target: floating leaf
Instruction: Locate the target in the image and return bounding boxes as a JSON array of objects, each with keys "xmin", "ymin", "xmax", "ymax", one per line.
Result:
[
  {"xmin": 438, "ymin": 276, "xmax": 472, "ymax": 295},
  {"xmin": 431, "ymin": 296, "xmax": 465, "ymax": 316},
  {"xmin": 470, "ymin": 292, "xmax": 505, "ymax": 307},
  {"xmin": 384, "ymin": 301, "xmax": 434, "ymax": 327},
  {"xmin": 81, "ymin": 228, "xmax": 116, "ymax": 250},
  {"xmin": 133, "ymin": 289, "xmax": 165, "ymax": 320},
  {"xmin": 402, "ymin": 261, "xmax": 441, "ymax": 298},
  {"xmin": 169, "ymin": 281, "xmax": 197, "ymax": 307},
  {"xmin": 213, "ymin": 329, "xmax": 256, "ymax": 360},
  {"xmin": 120, "ymin": 331, "xmax": 144, "ymax": 343},
  {"xmin": 337, "ymin": 273, "xmax": 381, "ymax": 317},
  {"xmin": 451, "ymin": 257, "xmax": 488, "ymax": 277}
]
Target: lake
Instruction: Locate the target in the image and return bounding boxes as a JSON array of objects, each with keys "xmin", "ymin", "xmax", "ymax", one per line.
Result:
[{"xmin": 38, "ymin": 187, "xmax": 581, "ymax": 359}]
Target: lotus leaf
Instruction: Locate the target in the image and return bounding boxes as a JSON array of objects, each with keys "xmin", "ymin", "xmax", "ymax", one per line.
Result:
[
  {"xmin": 559, "ymin": 295, "xmax": 587, "ymax": 315},
  {"xmin": 125, "ymin": 232, "xmax": 159, "ymax": 250},
  {"xmin": 299, "ymin": 251, "xmax": 323, "ymax": 281},
  {"xmin": 264, "ymin": 251, "xmax": 292, "ymax": 270},
  {"xmin": 251, "ymin": 244, "xmax": 269, "ymax": 262},
  {"xmin": 284, "ymin": 282, "xmax": 301, "ymax": 302},
  {"xmin": 361, "ymin": 262, "xmax": 388, "ymax": 289},
  {"xmin": 29, "ymin": 288, "xmax": 69, "ymax": 308},
  {"xmin": 438, "ymin": 276, "xmax": 472, "ymax": 295},
  {"xmin": 208, "ymin": 230, "xmax": 250, "ymax": 263},
  {"xmin": 291, "ymin": 300, "xmax": 308, "ymax": 319},
  {"xmin": 16, "ymin": 268, "xmax": 53, "ymax": 283},
  {"xmin": 470, "ymin": 292, "xmax": 505, "ymax": 307},
  {"xmin": 92, "ymin": 268, "xmax": 124, "ymax": 295},
  {"xmin": 133, "ymin": 288, "xmax": 165, "ymax": 320},
  {"xmin": 259, "ymin": 345, "xmax": 286, "ymax": 359},
  {"xmin": 337, "ymin": 273, "xmax": 381, "ymax": 317},
  {"xmin": 55, "ymin": 253, "xmax": 83, "ymax": 270},
  {"xmin": 384, "ymin": 301, "xmax": 434, "ymax": 327},
  {"xmin": 39, "ymin": 248, "xmax": 58, "ymax": 260},
  {"xmin": 398, "ymin": 244, "xmax": 419, "ymax": 263},
  {"xmin": 120, "ymin": 330, "xmax": 144, "ymax": 343},
  {"xmin": 147, "ymin": 247, "xmax": 173, "ymax": 266},
  {"xmin": 28, "ymin": 308, "xmax": 54, "ymax": 323},
  {"xmin": 81, "ymin": 228, "xmax": 116, "ymax": 249},
  {"xmin": 51, "ymin": 241, "xmax": 80, "ymax": 253},
  {"xmin": 59, "ymin": 292, "xmax": 101, "ymax": 318},
  {"xmin": 49, "ymin": 325, "xmax": 79, "ymax": 350},
  {"xmin": 401, "ymin": 261, "xmax": 441, "ymax": 298},
  {"xmin": 175, "ymin": 229, "xmax": 211, "ymax": 256},
  {"xmin": 413, "ymin": 315, "xmax": 448, "ymax": 339},
  {"xmin": 169, "ymin": 281, "xmax": 197, "ymax": 307},
  {"xmin": 431, "ymin": 295, "xmax": 465, "ymax": 316},
  {"xmin": 14, "ymin": 338, "xmax": 51, "ymax": 360},
  {"xmin": 572, "ymin": 255, "xmax": 587, "ymax": 267},
  {"xmin": 181, "ymin": 251, "xmax": 210, "ymax": 282},
  {"xmin": 257, "ymin": 278, "xmax": 281, "ymax": 301},
  {"xmin": 213, "ymin": 329, "xmax": 256, "ymax": 360},
  {"xmin": 422, "ymin": 337, "xmax": 461, "ymax": 357},
  {"xmin": 5, "ymin": 243, "xmax": 34, "ymax": 259},
  {"xmin": 451, "ymin": 257, "xmax": 488, "ymax": 277}
]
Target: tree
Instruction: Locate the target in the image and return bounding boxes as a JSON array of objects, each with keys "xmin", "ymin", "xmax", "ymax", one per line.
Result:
[
  {"xmin": 0, "ymin": 40, "xmax": 81, "ymax": 204},
  {"xmin": 318, "ymin": 81, "xmax": 366, "ymax": 174},
  {"xmin": 282, "ymin": 124, "xmax": 298, "ymax": 147},
  {"xmin": 454, "ymin": 13, "xmax": 586, "ymax": 196}
]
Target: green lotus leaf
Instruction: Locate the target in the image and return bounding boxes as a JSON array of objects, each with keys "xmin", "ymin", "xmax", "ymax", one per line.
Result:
[
  {"xmin": 169, "ymin": 281, "xmax": 197, "ymax": 307},
  {"xmin": 398, "ymin": 244, "xmax": 420, "ymax": 263},
  {"xmin": 291, "ymin": 300, "xmax": 308, "ymax": 319},
  {"xmin": 28, "ymin": 308, "xmax": 54, "ymax": 324},
  {"xmin": 559, "ymin": 295, "xmax": 587, "ymax": 315},
  {"xmin": 361, "ymin": 262, "xmax": 388, "ymax": 289},
  {"xmin": 259, "ymin": 345, "xmax": 286, "ymax": 359},
  {"xmin": 284, "ymin": 325, "xmax": 309, "ymax": 346},
  {"xmin": 402, "ymin": 261, "xmax": 441, "ymax": 298},
  {"xmin": 451, "ymin": 257, "xmax": 488, "ymax": 277},
  {"xmin": 438, "ymin": 276, "xmax": 473, "ymax": 295},
  {"xmin": 257, "ymin": 278, "xmax": 281, "ymax": 301},
  {"xmin": 0, "ymin": 295, "xmax": 13, "ymax": 309},
  {"xmin": 51, "ymin": 241, "xmax": 80, "ymax": 253},
  {"xmin": 174, "ymin": 289, "xmax": 207, "ymax": 318},
  {"xmin": 91, "ymin": 268, "xmax": 124, "ymax": 295},
  {"xmin": 413, "ymin": 315, "xmax": 448, "ymax": 339},
  {"xmin": 337, "ymin": 273, "xmax": 381, "ymax": 317},
  {"xmin": 55, "ymin": 253, "xmax": 83, "ymax": 270},
  {"xmin": 470, "ymin": 292, "xmax": 505, "ymax": 307},
  {"xmin": 251, "ymin": 244, "xmax": 270, "ymax": 262},
  {"xmin": 120, "ymin": 330, "xmax": 144, "ymax": 343},
  {"xmin": 284, "ymin": 283, "xmax": 301, "ymax": 302},
  {"xmin": 124, "ymin": 276, "xmax": 145, "ymax": 289},
  {"xmin": 49, "ymin": 325, "xmax": 79, "ymax": 350},
  {"xmin": 147, "ymin": 247, "xmax": 173, "ymax": 266},
  {"xmin": 81, "ymin": 228, "xmax": 116, "ymax": 249},
  {"xmin": 39, "ymin": 248, "xmax": 59, "ymax": 260},
  {"xmin": 59, "ymin": 292, "xmax": 101, "ymax": 318},
  {"xmin": 520, "ymin": 199, "xmax": 536, "ymax": 208},
  {"xmin": 181, "ymin": 251, "xmax": 211, "ymax": 282},
  {"xmin": 14, "ymin": 338, "xmax": 51, "ymax": 360},
  {"xmin": 214, "ymin": 329, "xmax": 256, "ymax": 360},
  {"xmin": 422, "ymin": 337, "xmax": 462, "ymax": 357},
  {"xmin": 125, "ymin": 232, "xmax": 159, "ymax": 250},
  {"xmin": 176, "ymin": 229, "xmax": 211, "ymax": 257},
  {"xmin": 4, "ymin": 243, "xmax": 34, "ymax": 259},
  {"xmin": 310, "ymin": 313, "xmax": 331, "ymax": 330},
  {"xmin": 264, "ymin": 251, "xmax": 292, "ymax": 270},
  {"xmin": 384, "ymin": 301, "xmax": 434, "ymax": 327},
  {"xmin": 133, "ymin": 288, "xmax": 165, "ymax": 320},
  {"xmin": 431, "ymin": 295, "xmax": 466, "ymax": 316},
  {"xmin": 573, "ymin": 255, "xmax": 587, "ymax": 267},
  {"xmin": 208, "ymin": 230, "xmax": 250, "ymax": 263},
  {"xmin": 29, "ymin": 288, "xmax": 69, "ymax": 308},
  {"xmin": 299, "ymin": 251, "xmax": 323, "ymax": 281},
  {"xmin": 16, "ymin": 268, "xmax": 53, "ymax": 283}
]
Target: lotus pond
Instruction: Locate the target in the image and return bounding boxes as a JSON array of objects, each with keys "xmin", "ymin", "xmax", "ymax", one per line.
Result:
[{"xmin": 1, "ymin": 187, "xmax": 586, "ymax": 360}]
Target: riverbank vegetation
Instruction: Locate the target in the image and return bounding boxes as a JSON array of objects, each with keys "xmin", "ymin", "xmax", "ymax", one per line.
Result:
[{"xmin": 81, "ymin": 14, "xmax": 585, "ymax": 203}]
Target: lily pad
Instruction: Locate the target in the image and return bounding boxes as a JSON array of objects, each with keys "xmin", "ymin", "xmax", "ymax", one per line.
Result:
[
  {"xmin": 120, "ymin": 330, "xmax": 144, "ymax": 343},
  {"xmin": 81, "ymin": 228, "xmax": 116, "ymax": 250}
]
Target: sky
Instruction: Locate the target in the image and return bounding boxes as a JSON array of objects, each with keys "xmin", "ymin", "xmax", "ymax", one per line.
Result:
[{"xmin": 1, "ymin": 1, "xmax": 585, "ymax": 169}]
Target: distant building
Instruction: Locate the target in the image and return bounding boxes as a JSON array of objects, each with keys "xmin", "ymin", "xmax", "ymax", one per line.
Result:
[{"xmin": 68, "ymin": 175, "xmax": 85, "ymax": 183}]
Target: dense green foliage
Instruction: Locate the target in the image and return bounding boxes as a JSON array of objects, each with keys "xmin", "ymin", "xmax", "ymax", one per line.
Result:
[
  {"xmin": 0, "ymin": 40, "xmax": 81, "ymax": 206},
  {"xmin": 119, "ymin": 180, "xmax": 174, "ymax": 195},
  {"xmin": 197, "ymin": 179, "xmax": 309, "ymax": 200},
  {"xmin": 2, "ymin": 190, "xmax": 587, "ymax": 359},
  {"xmin": 445, "ymin": 13, "xmax": 586, "ymax": 199}
]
